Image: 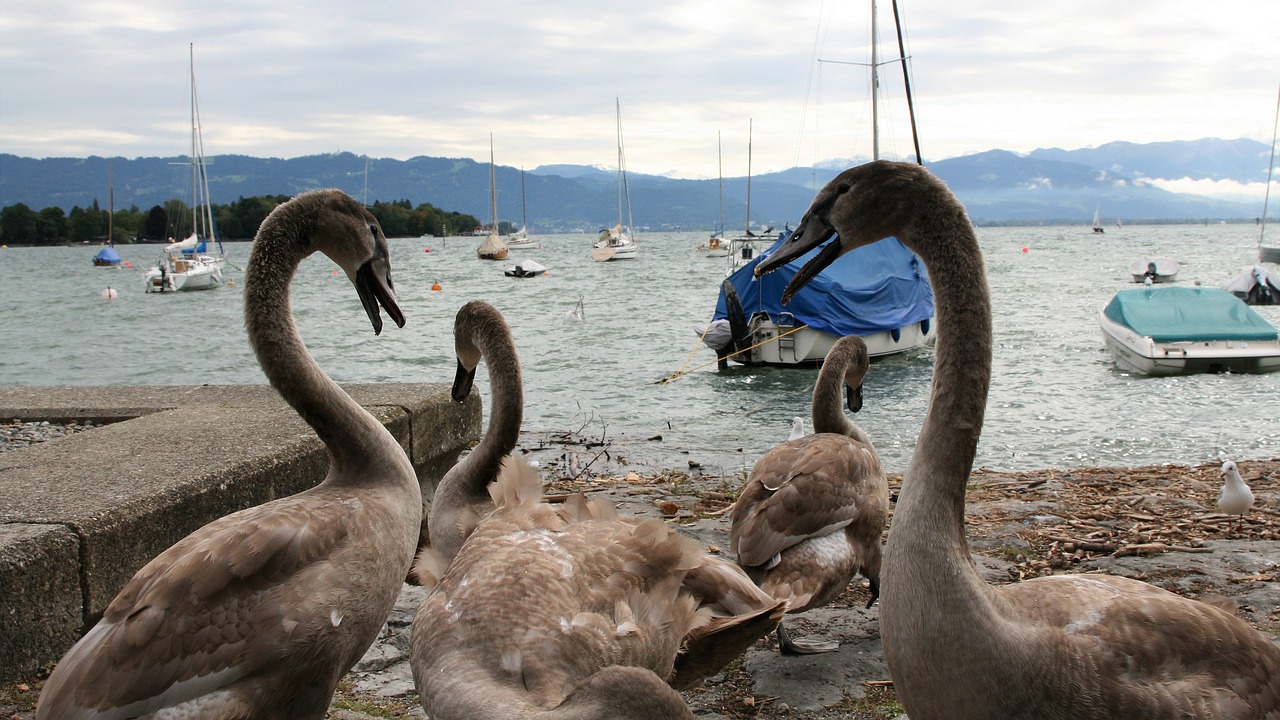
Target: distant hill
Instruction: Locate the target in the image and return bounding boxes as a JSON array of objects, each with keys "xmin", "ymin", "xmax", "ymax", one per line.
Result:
[{"xmin": 0, "ymin": 137, "xmax": 1271, "ymax": 228}]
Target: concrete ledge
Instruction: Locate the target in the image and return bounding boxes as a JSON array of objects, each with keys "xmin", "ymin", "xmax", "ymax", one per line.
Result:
[{"xmin": 0, "ymin": 384, "xmax": 480, "ymax": 682}]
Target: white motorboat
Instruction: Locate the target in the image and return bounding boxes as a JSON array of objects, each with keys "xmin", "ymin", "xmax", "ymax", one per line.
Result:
[
  {"xmin": 504, "ymin": 259, "xmax": 547, "ymax": 278},
  {"xmin": 1223, "ymin": 265, "xmax": 1280, "ymax": 305},
  {"xmin": 1129, "ymin": 257, "xmax": 1180, "ymax": 283},
  {"xmin": 1098, "ymin": 286, "xmax": 1280, "ymax": 376}
]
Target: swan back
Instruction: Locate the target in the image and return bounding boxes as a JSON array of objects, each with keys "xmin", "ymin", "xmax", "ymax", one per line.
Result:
[
  {"xmin": 428, "ymin": 300, "xmax": 524, "ymax": 562},
  {"xmin": 37, "ymin": 189, "xmax": 421, "ymax": 719},
  {"xmin": 411, "ymin": 458, "xmax": 782, "ymax": 718}
]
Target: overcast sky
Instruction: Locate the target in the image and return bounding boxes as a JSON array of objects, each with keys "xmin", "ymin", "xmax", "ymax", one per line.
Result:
[{"xmin": 2, "ymin": 0, "xmax": 1278, "ymax": 184}]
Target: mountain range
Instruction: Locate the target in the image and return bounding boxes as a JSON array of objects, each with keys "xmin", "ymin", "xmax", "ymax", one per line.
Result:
[{"xmin": 0, "ymin": 137, "xmax": 1273, "ymax": 231}]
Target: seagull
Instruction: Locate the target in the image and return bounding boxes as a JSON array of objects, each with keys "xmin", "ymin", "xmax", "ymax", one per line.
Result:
[
  {"xmin": 1217, "ymin": 460, "xmax": 1255, "ymax": 530},
  {"xmin": 788, "ymin": 417, "xmax": 805, "ymax": 441}
]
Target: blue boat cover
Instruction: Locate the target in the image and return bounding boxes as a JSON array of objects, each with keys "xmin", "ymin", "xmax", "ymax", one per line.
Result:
[
  {"xmin": 713, "ymin": 235, "xmax": 934, "ymax": 337},
  {"xmin": 93, "ymin": 246, "xmax": 122, "ymax": 264},
  {"xmin": 1103, "ymin": 286, "xmax": 1278, "ymax": 342}
]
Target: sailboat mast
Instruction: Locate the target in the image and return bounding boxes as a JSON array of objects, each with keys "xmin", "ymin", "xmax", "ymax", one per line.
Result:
[
  {"xmin": 616, "ymin": 99, "xmax": 625, "ymax": 231},
  {"xmin": 718, "ymin": 131, "xmax": 724, "ymax": 234},
  {"xmin": 745, "ymin": 120, "xmax": 753, "ymax": 235},
  {"xmin": 189, "ymin": 43, "xmax": 199, "ymax": 241},
  {"xmin": 108, "ymin": 162, "xmax": 114, "ymax": 247},
  {"xmin": 1261, "ymin": 83, "xmax": 1279, "ymax": 252},
  {"xmin": 520, "ymin": 167, "xmax": 527, "ymax": 230},
  {"xmin": 489, "ymin": 134, "xmax": 498, "ymax": 234},
  {"xmin": 890, "ymin": 0, "xmax": 923, "ymax": 164},
  {"xmin": 871, "ymin": 0, "xmax": 880, "ymax": 161}
]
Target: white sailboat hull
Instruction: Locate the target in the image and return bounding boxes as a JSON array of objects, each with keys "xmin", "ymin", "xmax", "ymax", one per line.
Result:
[{"xmin": 143, "ymin": 256, "xmax": 224, "ymax": 292}]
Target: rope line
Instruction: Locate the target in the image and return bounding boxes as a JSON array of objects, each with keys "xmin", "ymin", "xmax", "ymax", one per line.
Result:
[{"xmin": 655, "ymin": 324, "xmax": 810, "ymax": 384}]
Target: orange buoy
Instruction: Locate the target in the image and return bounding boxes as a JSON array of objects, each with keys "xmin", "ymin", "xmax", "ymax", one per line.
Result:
[
  {"xmin": 431, "ymin": 281, "xmax": 442, "ymax": 292},
  {"xmin": 424, "ymin": 247, "xmax": 431, "ymax": 253},
  {"xmin": 1021, "ymin": 247, "xmax": 1029, "ymax": 253}
]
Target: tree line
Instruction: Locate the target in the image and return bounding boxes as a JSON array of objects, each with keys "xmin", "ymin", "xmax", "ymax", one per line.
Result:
[{"xmin": 0, "ymin": 195, "xmax": 483, "ymax": 246}]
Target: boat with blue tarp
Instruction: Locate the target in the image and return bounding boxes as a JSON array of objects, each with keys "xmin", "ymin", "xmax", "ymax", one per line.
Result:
[
  {"xmin": 1098, "ymin": 286, "xmax": 1280, "ymax": 375},
  {"xmin": 92, "ymin": 246, "xmax": 122, "ymax": 267},
  {"xmin": 701, "ymin": 232, "xmax": 934, "ymax": 367}
]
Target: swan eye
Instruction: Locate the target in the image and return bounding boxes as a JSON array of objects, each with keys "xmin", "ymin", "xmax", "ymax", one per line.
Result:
[
  {"xmin": 836, "ymin": 183, "xmax": 851, "ymax": 195},
  {"xmin": 368, "ymin": 223, "xmax": 379, "ymax": 237}
]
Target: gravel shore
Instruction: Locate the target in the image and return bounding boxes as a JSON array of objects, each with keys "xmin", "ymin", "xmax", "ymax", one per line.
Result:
[{"xmin": 0, "ymin": 419, "xmax": 96, "ymax": 452}]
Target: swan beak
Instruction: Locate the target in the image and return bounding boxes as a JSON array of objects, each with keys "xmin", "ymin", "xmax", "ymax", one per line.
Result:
[
  {"xmin": 452, "ymin": 360, "xmax": 476, "ymax": 403},
  {"xmin": 754, "ymin": 212, "xmax": 843, "ymax": 305},
  {"xmin": 354, "ymin": 258, "xmax": 405, "ymax": 335},
  {"xmin": 845, "ymin": 383, "xmax": 864, "ymax": 414}
]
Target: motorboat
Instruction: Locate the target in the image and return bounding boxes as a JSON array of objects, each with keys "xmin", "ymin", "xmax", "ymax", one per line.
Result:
[
  {"xmin": 1223, "ymin": 265, "xmax": 1280, "ymax": 305},
  {"xmin": 1098, "ymin": 286, "xmax": 1280, "ymax": 376},
  {"xmin": 504, "ymin": 259, "xmax": 547, "ymax": 278},
  {"xmin": 1130, "ymin": 257, "xmax": 1180, "ymax": 283}
]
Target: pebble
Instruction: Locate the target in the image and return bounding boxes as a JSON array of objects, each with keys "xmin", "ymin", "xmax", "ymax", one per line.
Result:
[{"xmin": 0, "ymin": 419, "xmax": 95, "ymax": 452}]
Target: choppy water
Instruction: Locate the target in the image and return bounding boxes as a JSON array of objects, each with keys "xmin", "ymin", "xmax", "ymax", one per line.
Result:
[{"xmin": 1, "ymin": 223, "xmax": 1277, "ymax": 474}]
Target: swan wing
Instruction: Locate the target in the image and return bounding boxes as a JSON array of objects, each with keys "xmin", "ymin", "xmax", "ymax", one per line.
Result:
[
  {"xmin": 39, "ymin": 496, "xmax": 355, "ymax": 717},
  {"xmin": 1001, "ymin": 574, "xmax": 1280, "ymax": 715},
  {"xmin": 731, "ymin": 434, "xmax": 885, "ymax": 567}
]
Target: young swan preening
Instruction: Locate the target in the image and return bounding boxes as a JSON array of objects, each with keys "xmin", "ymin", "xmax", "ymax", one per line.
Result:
[
  {"xmin": 427, "ymin": 300, "xmax": 524, "ymax": 563},
  {"xmin": 756, "ymin": 161, "xmax": 1280, "ymax": 719},
  {"xmin": 411, "ymin": 312, "xmax": 785, "ymax": 719},
  {"xmin": 36, "ymin": 189, "xmax": 421, "ymax": 720},
  {"xmin": 730, "ymin": 334, "xmax": 888, "ymax": 654}
]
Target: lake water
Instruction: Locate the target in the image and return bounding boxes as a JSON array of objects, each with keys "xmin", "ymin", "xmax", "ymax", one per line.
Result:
[{"xmin": 1, "ymin": 223, "xmax": 1277, "ymax": 475}]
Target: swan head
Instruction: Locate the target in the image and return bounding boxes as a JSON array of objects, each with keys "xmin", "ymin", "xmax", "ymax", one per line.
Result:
[
  {"xmin": 298, "ymin": 189, "xmax": 404, "ymax": 334},
  {"xmin": 449, "ymin": 300, "xmax": 510, "ymax": 403},
  {"xmin": 832, "ymin": 335, "xmax": 870, "ymax": 414},
  {"xmin": 755, "ymin": 161, "xmax": 927, "ymax": 304}
]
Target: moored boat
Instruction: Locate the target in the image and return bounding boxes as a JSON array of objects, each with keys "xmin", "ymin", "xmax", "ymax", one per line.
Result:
[
  {"xmin": 1130, "ymin": 257, "xmax": 1180, "ymax": 283},
  {"xmin": 1098, "ymin": 286, "xmax": 1280, "ymax": 376},
  {"xmin": 591, "ymin": 99, "xmax": 638, "ymax": 262}
]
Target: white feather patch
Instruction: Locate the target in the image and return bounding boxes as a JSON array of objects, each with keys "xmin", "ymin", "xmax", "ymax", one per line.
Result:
[
  {"xmin": 500, "ymin": 648, "xmax": 523, "ymax": 676},
  {"xmin": 330, "ymin": 609, "xmax": 343, "ymax": 627}
]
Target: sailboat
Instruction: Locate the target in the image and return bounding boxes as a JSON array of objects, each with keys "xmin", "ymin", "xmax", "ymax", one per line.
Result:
[
  {"xmin": 702, "ymin": 0, "xmax": 934, "ymax": 367},
  {"xmin": 721, "ymin": 120, "xmax": 772, "ymax": 272},
  {"xmin": 92, "ymin": 163, "xmax": 122, "ymax": 267},
  {"xmin": 1258, "ymin": 83, "xmax": 1280, "ymax": 264},
  {"xmin": 505, "ymin": 167, "xmax": 539, "ymax": 250},
  {"xmin": 697, "ymin": 132, "xmax": 730, "ymax": 257},
  {"xmin": 591, "ymin": 98, "xmax": 638, "ymax": 262},
  {"xmin": 143, "ymin": 44, "xmax": 225, "ymax": 293},
  {"xmin": 476, "ymin": 135, "xmax": 510, "ymax": 261},
  {"xmin": 1092, "ymin": 204, "xmax": 1106, "ymax": 234}
]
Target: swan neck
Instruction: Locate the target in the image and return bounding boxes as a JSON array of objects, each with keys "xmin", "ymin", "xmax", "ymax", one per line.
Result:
[
  {"xmin": 433, "ymin": 324, "xmax": 523, "ymax": 525},
  {"xmin": 810, "ymin": 358, "xmax": 860, "ymax": 439},
  {"xmin": 244, "ymin": 223, "xmax": 389, "ymax": 474}
]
